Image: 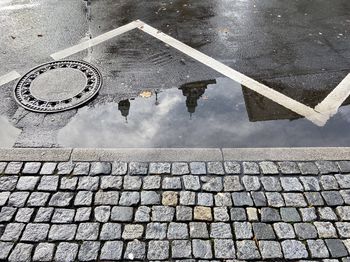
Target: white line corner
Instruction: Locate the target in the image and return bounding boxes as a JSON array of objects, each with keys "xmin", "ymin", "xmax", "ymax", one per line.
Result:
[{"xmin": 0, "ymin": 71, "xmax": 21, "ymax": 87}]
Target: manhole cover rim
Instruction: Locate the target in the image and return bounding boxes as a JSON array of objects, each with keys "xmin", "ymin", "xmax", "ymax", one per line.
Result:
[{"xmin": 14, "ymin": 60, "xmax": 103, "ymax": 113}]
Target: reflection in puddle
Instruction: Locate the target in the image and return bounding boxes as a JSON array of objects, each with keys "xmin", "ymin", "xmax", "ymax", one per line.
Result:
[
  {"xmin": 58, "ymin": 77, "xmax": 350, "ymax": 147},
  {"xmin": 0, "ymin": 116, "xmax": 21, "ymax": 147}
]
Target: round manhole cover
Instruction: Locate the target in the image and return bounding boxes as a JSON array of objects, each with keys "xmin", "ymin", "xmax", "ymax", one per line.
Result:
[{"xmin": 14, "ymin": 60, "xmax": 102, "ymax": 113}]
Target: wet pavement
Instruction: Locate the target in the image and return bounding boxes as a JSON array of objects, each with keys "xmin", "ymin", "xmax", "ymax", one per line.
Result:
[{"xmin": 0, "ymin": 0, "xmax": 349, "ymax": 147}]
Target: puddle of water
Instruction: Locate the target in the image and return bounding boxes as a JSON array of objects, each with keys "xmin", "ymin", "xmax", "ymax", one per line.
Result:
[
  {"xmin": 0, "ymin": 116, "xmax": 21, "ymax": 147},
  {"xmin": 58, "ymin": 77, "xmax": 350, "ymax": 148}
]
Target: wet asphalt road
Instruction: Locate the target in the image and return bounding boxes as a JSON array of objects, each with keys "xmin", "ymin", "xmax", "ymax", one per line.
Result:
[{"xmin": 0, "ymin": 0, "xmax": 349, "ymax": 147}]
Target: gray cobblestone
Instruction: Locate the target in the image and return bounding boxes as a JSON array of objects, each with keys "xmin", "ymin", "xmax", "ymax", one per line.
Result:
[
  {"xmin": 322, "ymin": 191, "xmax": 344, "ymax": 206},
  {"xmin": 124, "ymin": 240, "xmax": 146, "ymax": 260},
  {"xmin": 236, "ymin": 240, "xmax": 261, "ymax": 259},
  {"xmin": 253, "ymin": 223, "xmax": 276, "ymax": 240},
  {"xmin": 16, "ymin": 176, "xmax": 39, "ymax": 190},
  {"xmin": 281, "ymin": 240, "xmax": 308, "ymax": 259},
  {"xmin": 198, "ymin": 192, "xmax": 213, "ymax": 206},
  {"xmin": 193, "ymin": 239, "xmax": 212, "ymax": 259},
  {"xmin": 57, "ymin": 162, "xmax": 74, "ymax": 175},
  {"xmin": 0, "ymin": 176, "xmax": 18, "ymax": 191},
  {"xmin": 316, "ymin": 161, "xmax": 339, "ymax": 174},
  {"xmin": 112, "ymin": 162, "xmax": 127, "ymax": 175},
  {"xmin": 148, "ymin": 240, "xmax": 169, "ymax": 260},
  {"xmin": 162, "ymin": 177, "xmax": 181, "ymax": 189},
  {"xmin": 100, "ymin": 241, "xmax": 123, "ymax": 260},
  {"xmin": 335, "ymin": 174, "xmax": 350, "ymax": 189},
  {"xmin": 202, "ymin": 176, "xmax": 223, "ymax": 192},
  {"xmin": 172, "ymin": 162, "xmax": 189, "ymax": 175},
  {"xmin": 77, "ymin": 176, "xmax": 99, "ymax": 191},
  {"xmin": 135, "ymin": 206, "xmax": 151, "ymax": 222},
  {"xmin": 55, "ymin": 242, "xmax": 78, "ymax": 262},
  {"xmin": 266, "ymin": 192, "xmax": 285, "ymax": 207},
  {"xmin": 261, "ymin": 207, "xmax": 281, "ymax": 222},
  {"xmin": 172, "ymin": 240, "xmax": 192, "ymax": 258},
  {"xmin": 0, "ymin": 192, "xmax": 10, "ymax": 206},
  {"xmin": 21, "ymin": 223, "xmax": 49, "ymax": 242},
  {"xmin": 283, "ymin": 193, "xmax": 307, "ymax": 207},
  {"xmin": 337, "ymin": 206, "xmax": 350, "ymax": 221},
  {"xmin": 8, "ymin": 191, "xmax": 29, "ymax": 207},
  {"xmin": 242, "ymin": 176, "xmax": 261, "ymax": 191},
  {"xmin": 1, "ymin": 223, "xmax": 25, "ymax": 241},
  {"xmin": 149, "ymin": 162, "xmax": 171, "ymax": 175},
  {"xmin": 230, "ymin": 207, "xmax": 247, "ymax": 221},
  {"xmin": 100, "ymin": 223, "xmax": 121, "ymax": 240},
  {"xmin": 141, "ymin": 191, "xmax": 160, "ymax": 205},
  {"xmin": 78, "ymin": 241, "xmax": 100, "ymax": 261},
  {"xmin": 274, "ymin": 222, "xmax": 296, "ymax": 239},
  {"xmin": 95, "ymin": 191, "xmax": 119, "ymax": 205},
  {"xmin": 207, "ymin": 162, "xmax": 224, "ymax": 175},
  {"xmin": 34, "ymin": 207, "xmax": 53, "ymax": 222},
  {"xmin": 278, "ymin": 161, "xmax": 300, "ymax": 174},
  {"xmin": 305, "ymin": 192, "xmax": 325, "ymax": 206},
  {"xmin": 146, "ymin": 222, "xmax": 167, "ymax": 239},
  {"xmin": 111, "ymin": 206, "xmax": 133, "ymax": 221},
  {"xmin": 280, "ymin": 207, "xmax": 301, "ymax": 222},
  {"xmin": 100, "ymin": 176, "xmax": 122, "ymax": 189},
  {"xmin": 94, "ymin": 206, "xmax": 110, "ymax": 222},
  {"xmin": 74, "ymin": 191, "xmax": 92, "ymax": 206},
  {"xmin": 190, "ymin": 162, "xmax": 206, "ymax": 175},
  {"xmin": 123, "ymin": 175, "xmax": 142, "ymax": 190},
  {"xmin": 183, "ymin": 175, "xmax": 200, "ymax": 190},
  {"xmin": 232, "ymin": 192, "xmax": 253, "ymax": 206},
  {"xmin": 129, "ymin": 162, "xmax": 148, "ymax": 175},
  {"xmin": 189, "ymin": 222, "xmax": 208, "ymax": 238},
  {"xmin": 39, "ymin": 163, "xmax": 56, "ymax": 175},
  {"xmin": 143, "ymin": 176, "xmax": 161, "ymax": 190},
  {"xmin": 89, "ymin": 162, "xmax": 111, "ymax": 175},
  {"xmin": 119, "ymin": 191, "xmax": 140, "ymax": 206},
  {"xmin": 0, "ymin": 206, "xmax": 16, "ymax": 222},
  {"xmin": 242, "ymin": 162, "xmax": 260, "ymax": 175},
  {"xmin": 300, "ymin": 176, "xmax": 321, "ymax": 191},
  {"xmin": 72, "ymin": 162, "xmax": 90, "ymax": 175},
  {"xmin": 5, "ymin": 162, "xmax": 23, "ymax": 175},
  {"xmin": 51, "ymin": 209, "xmax": 75, "ymax": 223},
  {"xmin": 213, "ymin": 207, "xmax": 229, "ymax": 221},
  {"xmin": 337, "ymin": 161, "xmax": 350, "ymax": 173},
  {"xmin": 234, "ymin": 222, "xmax": 253, "ymax": 239},
  {"xmin": 8, "ymin": 243, "xmax": 33, "ymax": 262},
  {"xmin": 319, "ymin": 207, "xmax": 337, "ymax": 221},
  {"xmin": 251, "ymin": 191, "xmax": 266, "ymax": 207},
  {"xmin": 259, "ymin": 240, "xmax": 283, "ymax": 259},
  {"xmin": 49, "ymin": 224, "xmax": 77, "ymax": 240},
  {"xmin": 22, "ymin": 162, "xmax": 41, "ymax": 174},
  {"xmin": 224, "ymin": 161, "xmax": 241, "ymax": 174},
  {"xmin": 49, "ymin": 192, "xmax": 74, "ymax": 207},
  {"xmin": 60, "ymin": 177, "xmax": 78, "ymax": 190},
  {"xmin": 176, "ymin": 206, "xmax": 193, "ymax": 221},
  {"xmin": 294, "ymin": 223, "xmax": 317, "ymax": 239},
  {"xmin": 325, "ymin": 239, "xmax": 348, "ymax": 258},
  {"xmin": 214, "ymin": 239, "xmax": 235, "ymax": 259},
  {"xmin": 167, "ymin": 222, "xmax": 188, "ymax": 239},
  {"xmin": 37, "ymin": 176, "xmax": 59, "ymax": 191},
  {"xmin": 259, "ymin": 161, "xmax": 279, "ymax": 175},
  {"xmin": 314, "ymin": 222, "xmax": 338, "ymax": 238},
  {"xmin": 341, "ymin": 190, "xmax": 350, "ymax": 204},
  {"xmin": 0, "ymin": 162, "xmax": 7, "ymax": 174},
  {"xmin": 261, "ymin": 176, "xmax": 282, "ymax": 191},
  {"xmin": 33, "ymin": 243, "xmax": 55, "ymax": 261},
  {"xmin": 76, "ymin": 222, "xmax": 99, "ymax": 240},
  {"xmin": 281, "ymin": 177, "xmax": 303, "ymax": 191},
  {"xmin": 300, "ymin": 207, "xmax": 317, "ymax": 221},
  {"xmin": 336, "ymin": 222, "xmax": 350, "ymax": 238},
  {"xmin": 307, "ymin": 239, "xmax": 330, "ymax": 258},
  {"xmin": 215, "ymin": 192, "xmax": 233, "ymax": 206},
  {"xmin": 152, "ymin": 206, "xmax": 174, "ymax": 221},
  {"xmin": 298, "ymin": 162, "xmax": 319, "ymax": 175},
  {"xmin": 74, "ymin": 207, "xmax": 91, "ymax": 222},
  {"xmin": 15, "ymin": 208, "xmax": 34, "ymax": 222},
  {"xmin": 224, "ymin": 176, "xmax": 243, "ymax": 191}
]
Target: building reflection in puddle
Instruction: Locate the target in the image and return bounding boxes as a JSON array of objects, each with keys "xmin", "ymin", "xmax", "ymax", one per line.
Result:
[{"xmin": 57, "ymin": 77, "xmax": 350, "ymax": 148}]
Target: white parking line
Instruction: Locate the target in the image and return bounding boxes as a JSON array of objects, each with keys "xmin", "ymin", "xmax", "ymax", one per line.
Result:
[
  {"xmin": 315, "ymin": 73, "xmax": 350, "ymax": 117},
  {"xmin": 137, "ymin": 21, "xmax": 327, "ymax": 126},
  {"xmin": 48, "ymin": 19, "xmax": 350, "ymax": 126},
  {"xmin": 0, "ymin": 71, "xmax": 21, "ymax": 87},
  {"xmin": 51, "ymin": 20, "xmax": 142, "ymax": 60}
]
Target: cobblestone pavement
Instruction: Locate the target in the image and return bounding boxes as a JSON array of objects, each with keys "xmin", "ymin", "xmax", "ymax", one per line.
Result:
[{"xmin": 2, "ymin": 160, "xmax": 350, "ymax": 261}]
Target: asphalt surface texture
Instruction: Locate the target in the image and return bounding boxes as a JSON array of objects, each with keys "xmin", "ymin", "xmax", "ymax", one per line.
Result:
[{"xmin": 0, "ymin": 0, "xmax": 349, "ymax": 147}]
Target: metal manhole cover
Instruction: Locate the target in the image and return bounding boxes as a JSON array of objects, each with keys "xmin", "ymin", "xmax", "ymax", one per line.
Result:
[{"xmin": 14, "ymin": 60, "xmax": 102, "ymax": 113}]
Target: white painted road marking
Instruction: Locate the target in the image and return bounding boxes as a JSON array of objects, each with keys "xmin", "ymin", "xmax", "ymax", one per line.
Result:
[
  {"xmin": 34, "ymin": 20, "xmax": 350, "ymax": 125},
  {"xmin": 51, "ymin": 20, "xmax": 143, "ymax": 60},
  {"xmin": 315, "ymin": 73, "xmax": 350, "ymax": 117},
  {"xmin": 0, "ymin": 71, "xmax": 21, "ymax": 87}
]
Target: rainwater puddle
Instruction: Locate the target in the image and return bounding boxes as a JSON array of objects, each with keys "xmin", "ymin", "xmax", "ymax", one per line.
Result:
[{"xmin": 58, "ymin": 77, "xmax": 350, "ymax": 147}]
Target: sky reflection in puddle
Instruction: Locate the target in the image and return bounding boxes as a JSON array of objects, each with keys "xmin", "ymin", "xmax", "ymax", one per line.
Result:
[{"xmin": 58, "ymin": 77, "xmax": 350, "ymax": 148}]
